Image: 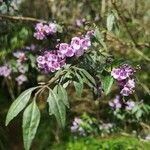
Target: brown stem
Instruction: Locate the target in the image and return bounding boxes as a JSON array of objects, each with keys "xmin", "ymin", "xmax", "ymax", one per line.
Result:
[
  {"xmin": 111, "ymin": 0, "xmax": 138, "ymax": 47},
  {"xmin": 0, "ymin": 14, "xmax": 47, "ymax": 23}
]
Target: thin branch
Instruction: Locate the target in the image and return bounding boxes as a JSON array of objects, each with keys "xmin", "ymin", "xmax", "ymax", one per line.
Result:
[
  {"xmin": 111, "ymin": 0, "xmax": 138, "ymax": 47},
  {"xmin": 0, "ymin": 14, "xmax": 47, "ymax": 23}
]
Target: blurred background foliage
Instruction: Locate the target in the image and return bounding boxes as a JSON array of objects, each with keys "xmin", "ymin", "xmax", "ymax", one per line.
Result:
[{"xmin": 0, "ymin": 0, "xmax": 150, "ymax": 149}]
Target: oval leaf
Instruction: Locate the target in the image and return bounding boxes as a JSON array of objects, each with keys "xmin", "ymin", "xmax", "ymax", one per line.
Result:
[
  {"xmin": 23, "ymin": 100, "xmax": 41, "ymax": 150},
  {"xmin": 102, "ymin": 76, "xmax": 114, "ymax": 95},
  {"xmin": 5, "ymin": 87, "xmax": 38, "ymax": 126}
]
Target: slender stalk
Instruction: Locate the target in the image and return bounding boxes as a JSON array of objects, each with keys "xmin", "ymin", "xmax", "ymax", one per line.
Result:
[
  {"xmin": 0, "ymin": 14, "xmax": 47, "ymax": 23},
  {"xmin": 5, "ymin": 78, "xmax": 15, "ymax": 100},
  {"xmin": 111, "ymin": 0, "xmax": 138, "ymax": 47}
]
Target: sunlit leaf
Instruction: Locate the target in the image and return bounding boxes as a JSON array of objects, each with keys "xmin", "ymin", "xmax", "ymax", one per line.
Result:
[
  {"xmin": 102, "ymin": 75, "xmax": 114, "ymax": 95},
  {"xmin": 5, "ymin": 87, "xmax": 38, "ymax": 126},
  {"xmin": 107, "ymin": 13, "xmax": 115, "ymax": 31}
]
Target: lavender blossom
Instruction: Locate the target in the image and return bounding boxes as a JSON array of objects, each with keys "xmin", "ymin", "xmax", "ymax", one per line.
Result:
[
  {"xmin": 111, "ymin": 64, "xmax": 136, "ymax": 96},
  {"xmin": 13, "ymin": 51, "xmax": 27, "ymax": 63},
  {"xmin": 15, "ymin": 74, "xmax": 27, "ymax": 85},
  {"xmin": 126, "ymin": 101, "xmax": 135, "ymax": 110},
  {"xmin": 109, "ymin": 95, "xmax": 122, "ymax": 109},
  {"xmin": 37, "ymin": 50, "xmax": 66, "ymax": 73},
  {"xmin": 0, "ymin": 64, "xmax": 12, "ymax": 78},
  {"xmin": 34, "ymin": 22, "xmax": 57, "ymax": 40}
]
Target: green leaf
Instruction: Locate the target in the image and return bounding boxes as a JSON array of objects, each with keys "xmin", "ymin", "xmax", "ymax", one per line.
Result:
[
  {"xmin": 107, "ymin": 13, "xmax": 115, "ymax": 31},
  {"xmin": 23, "ymin": 100, "xmax": 41, "ymax": 150},
  {"xmin": 47, "ymin": 89, "xmax": 66, "ymax": 128},
  {"xmin": 78, "ymin": 68, "xmax": 96, "ymax": 86},
  {"xmin": 5, "ymin": 87, "xmax": 38, "ymax": 126},
  {"xmin": 102, "ymin": 75, "xmax": 114, "ymax": 95},
  {"xmin": 57, "ymin": 85, "xmax": 69, "ymax": 108},
  {"xmin": 73, "ymin": 81, "xmax": 83, "ymax": 97},
  {"xmin": 94, "ymin": 28, "xmax": 107, "ymax": 50}
]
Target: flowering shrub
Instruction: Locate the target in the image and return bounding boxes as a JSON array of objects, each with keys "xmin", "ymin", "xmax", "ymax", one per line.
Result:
[
  {"xmin": 0, "ymin": 21, "xmax": 142, "ymax": 149},
  {"xmin": 0, "ymin": 11, "xmax": 148, "ymax": 149}
]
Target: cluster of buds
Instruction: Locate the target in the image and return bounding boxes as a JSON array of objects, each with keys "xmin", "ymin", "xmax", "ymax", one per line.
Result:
[{"xmin": 111, "ymin": 64, "xmax": 136, "ymax": 96}]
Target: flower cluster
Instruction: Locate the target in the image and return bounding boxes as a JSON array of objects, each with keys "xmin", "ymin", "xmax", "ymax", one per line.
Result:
[
  {"xmin": 111, "ymin": 64, "xmax": 135, "ymax": 96},
  {"xmin": 71, "ymin": 117, "xmax": 86, "ymax": 136},
  {"xmin": 109, "ymin": 95, "xmax": 135, "ymax": 111},
  {"xmin": 15, "ymin": 74, "xmax": 27, "ymax": 85},
  {"xmin": 36, "ymin": 31, "xmax": 93, "ymax": 73},
  {"xmin": 13, "ymin": 51, "xmax": 28, "ymax": 85},
  {"xmin": 34, "ymin": 22, "xmax": 57, "ymax": 40},
  {"xmin": 13, "ymin": 51, "xmax": 27, "ymax": 63},
  {"xmin": 59, "ymin": 35, "xmax": 91, "ymax": 58},
  {"xmin": 0, "ymin": 64, "xmax": 12, "ymax": 78},
  {"xmin": 126, "ymin": 101, "xmax": 135, "ymax": 110},
  {"xmin": 37, "ymin": 51, "xmax": 66, "ymax": 73},
  {"xmin": 109, "ymin": 95, "xmax": 122, "ymax": 109}
]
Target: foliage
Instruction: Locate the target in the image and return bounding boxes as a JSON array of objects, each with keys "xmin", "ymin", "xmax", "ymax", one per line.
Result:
[{"xmin": 56, "ymin": 136, "xmax": 150, "ymax": 150}]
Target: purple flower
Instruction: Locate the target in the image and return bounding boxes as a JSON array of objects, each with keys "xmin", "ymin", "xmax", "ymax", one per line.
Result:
[
  {"xmin": 111, "ymin": 64, "xmax": 136, "ymax": 96},
  {"xmin": 36, "ymin": 50, "xmax": 66, "ymax": 73},
  {"xmin": 16, "ymin": 74, "xmax": 27, "ymax": 85},
  {"xmin": 65, "ymin": 47, "xmax": 75, "ymax": 57},
  {"xmin": 59, "ymin": 43, "xmax": 69, "ymax": 55},
  {"xmin": 120, "ymin": 79, "xmax": 135, "ymax": 96},
  {"xmin": 13, "ymin": 51, "xmax": 27, "ymax": 63},
  {"xmin": 125, "ymin": 79, "xmax": 135, "ymax": 89},
  {"xmin": 0, "ymin": 64, "xmax": 12, "ymax": 78},
  {"xmin": 34, "ymin": 32, "xmax": 46, "ymax": 40},
  {"xmin": 85, "ymin": 30, "xmax": 94, "ymax": 38},
  {"xmin": 126, "ymin": 101, "xmax": 135, "ymax": 110},
  {"xmin": 80, "ymin": 37, "xmax": 91, "ymax": 50},
  {"xmin": 17, "ymin": 63, "xmax": 26, "ymax": 74},
  {"xmin": 71, "ymin": 37, "xmax": 81, "ymax": 50},
  {"xmin": 111, "ymin": 64, "xmax": 135, "ymax": 81},
  {"xmin": 109, "ymin": 95, "xmax": 122, "ymax": 109},
  {"xmin": 120, "ymin": 86, "xmax": 132, "ymax": 96},
  {"xmin": 48, "ymin": 23, "xmax": 57, "ymax": 34},
  {"xmin": 75, "ymin": 19, "xmax": 82, "ymax": 27},
  {"xmin": 34, "ymin": 22, "xmax": 57, "ymax": 40}
]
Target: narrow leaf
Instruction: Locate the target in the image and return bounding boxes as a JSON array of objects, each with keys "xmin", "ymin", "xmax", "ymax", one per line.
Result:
[
  {"xmin": 73, "ymin": 81, "xmax": 83, "ymax": 97},
  {"xmin": 47, "ymin": 89, "xmax": 66, "ymax": 128},
  {"xmin": 102, "ymin": 76, "xmax": 114, "ymax": 95},
  {"xmin": 107, "ymin": 13, "xmax": 115, "ymax": 31},
  {"xmin": 23, "ymin": 100, "xmax": 41, "ymax": 150},
  {"xmin": 6, "ymin": 87, "xmax": 38, "ymax": 126},
  {"xmin": 57, "ymin": 85, "xmax": 69, "ymax": 108},
  {"xmin": 79, "ymin": 68, "xmax": 96, "ymax": 86}
]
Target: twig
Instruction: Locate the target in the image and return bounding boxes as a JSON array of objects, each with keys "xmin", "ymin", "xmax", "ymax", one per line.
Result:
[
  {"xmin": 111, "ymin": 0, "xmax": 138, "ymax": 47},
  {"xmin": 0, "ymin": 14, "xmax": 47, "ymax": 23}
]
